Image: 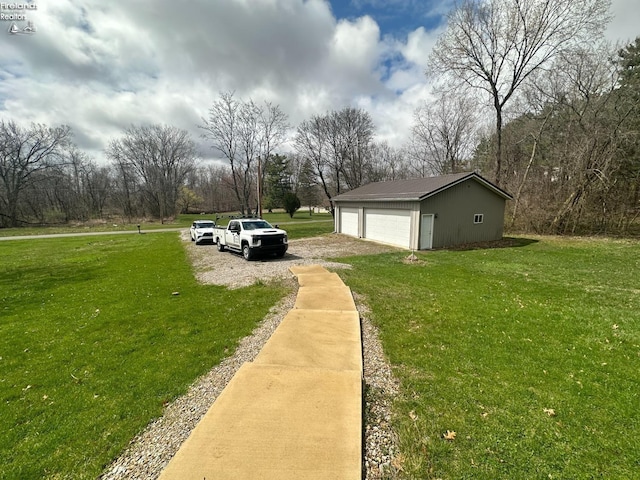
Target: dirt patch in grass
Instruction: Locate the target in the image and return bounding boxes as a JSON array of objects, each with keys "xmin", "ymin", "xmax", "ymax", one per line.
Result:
[
  {"xmin": 182, "ymin": 232, "xmax": 400, "ymax": 289},
  {"xmin": 442, "ymin": 236, "xmax": 536, "ymax": 251}
]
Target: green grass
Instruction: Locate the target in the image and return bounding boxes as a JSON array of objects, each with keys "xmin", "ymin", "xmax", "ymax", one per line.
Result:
[
  {"xmin": 0, "ymin": 212, "xmax": 333, "ymax": 237},
  {"xmin": 0, "ymin": 233, "xmax": 287, "ymax": 479},
  {"xmin": 7, "ymin": 226, "xmax": 632, "ymax": 479},
  {"xmin": 208, "ymin": 211, "xmax": 332, "ymax": 226},
  {"xmin": 281, "ymin": 220, "xmax": 334, "ymax": 240},
  {"xmin": 184, "ymin": 212, "xmax": 334, "ymax": 240},
  {"xmin": 338, "ymin": 236, "xmax": 640, "ymax": 479}
]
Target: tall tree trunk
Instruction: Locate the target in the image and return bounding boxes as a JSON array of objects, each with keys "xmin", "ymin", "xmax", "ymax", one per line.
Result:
[
  {"xmin": 510, "ymin": 113, "xmax": 551, "ymax": 229},
  {"xmin": 495, "ymin": 104, "xmax": 503, "ymax": 186}
]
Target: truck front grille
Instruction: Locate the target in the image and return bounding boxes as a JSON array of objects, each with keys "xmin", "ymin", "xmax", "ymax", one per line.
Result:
[{"xmin": 259, "ymin": 234, "xmax": 285, "ymax": 246}]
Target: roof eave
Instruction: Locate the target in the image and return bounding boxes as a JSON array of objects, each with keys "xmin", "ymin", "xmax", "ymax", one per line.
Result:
[
  {"xmin": 333, "ymin": 172, "xmax": 513, "ymax": 203},
  {"xmin": 418, "ymin": 173, "xmax": 513, "ymax": 201},
  {"xmin": 334, "ymin": 196, "xmax": 421, "ymax": 202}
]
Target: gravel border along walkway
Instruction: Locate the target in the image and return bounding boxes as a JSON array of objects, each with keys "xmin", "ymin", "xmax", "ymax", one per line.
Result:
[{"xmin": 100, "ymin": 233, "xmax": 402, "ymax": 479}]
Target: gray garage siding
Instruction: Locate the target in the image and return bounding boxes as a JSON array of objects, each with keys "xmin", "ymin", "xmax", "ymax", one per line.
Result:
[{"xmin": 420, "ymin": 178, "xmax": 506, "ymax": 248}]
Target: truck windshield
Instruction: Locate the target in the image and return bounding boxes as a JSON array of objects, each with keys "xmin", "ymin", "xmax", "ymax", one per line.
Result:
[
  {"xmin": 242, "ymin": 220, "xmax": 273, "ymax": 230},
  {"xmin": 196, "ymin": 222, "xmax": 214, "ymax": 228}
]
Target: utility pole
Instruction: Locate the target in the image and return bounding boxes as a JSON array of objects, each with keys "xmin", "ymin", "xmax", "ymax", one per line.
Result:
[{"xmin": 257, "ymin": 155, "xmax": 263, "ymax": 218}]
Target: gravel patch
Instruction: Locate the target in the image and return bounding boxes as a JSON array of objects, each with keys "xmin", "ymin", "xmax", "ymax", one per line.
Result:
[
  {"xmin": 358, "ymin": 294, "xmax": 403, "ymax": 479},
  {"xmin": 100, "ymin": 233, "xmax": 401, "ymax": 479},
  {"xmin": 183, "ymin": 231, "xmax": 398, "ymax": 289}
]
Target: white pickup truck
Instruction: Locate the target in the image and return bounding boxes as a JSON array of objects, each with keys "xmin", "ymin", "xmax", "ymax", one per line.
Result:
[{"xmin": 213, "ymin": 218, "xmax": 288, "ymax": 260}]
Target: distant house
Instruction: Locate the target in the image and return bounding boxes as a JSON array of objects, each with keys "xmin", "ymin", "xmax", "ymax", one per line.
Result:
[{"xmin": 332, "ymin": 172, "xmax": 512, "ymax": 250}]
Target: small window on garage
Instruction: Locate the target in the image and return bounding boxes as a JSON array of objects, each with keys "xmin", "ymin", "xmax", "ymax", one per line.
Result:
[{"xmin": 474, "ymin": 214, "xmax": 484, "ymax": 224}]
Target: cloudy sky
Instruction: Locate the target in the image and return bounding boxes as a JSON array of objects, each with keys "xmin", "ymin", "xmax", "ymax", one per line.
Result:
[{"xmin": 1, "ymin": 0, "xmax": 638, "ymax": 163}]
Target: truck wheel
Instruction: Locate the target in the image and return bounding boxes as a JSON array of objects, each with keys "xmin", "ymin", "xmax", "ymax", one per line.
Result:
[
  {"xmin": 242, "ymin": 244, "xmax": 253, "ymax": 261},
  {"xmin": 217, "ymin": 241, "xmax": 225, "ymax": 252}
]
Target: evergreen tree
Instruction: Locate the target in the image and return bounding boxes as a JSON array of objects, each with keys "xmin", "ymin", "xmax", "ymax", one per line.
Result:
[
  {"xmin": 264, "ymin": 154, "xmax": 292, "ymax": 210},
  {"xmin": 615, "ymin": 37, "xmax": 640, "ymax": 231},
  {"xmin": 297, "ymin": 157, "xmax": 319, "ymax": 215},
  {"xmin": 283, "ymin": 192, "xmax": 301, "ymax": 218}
]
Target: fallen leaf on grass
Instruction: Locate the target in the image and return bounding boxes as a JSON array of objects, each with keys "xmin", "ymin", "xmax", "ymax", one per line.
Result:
[
  {"xmin": 543, "ymin": 408, "xmax": 556, "ymax": 417},
  {"xmin": 443, "ymin": 430, "xmax": 456, "ymax": 441},
  {"xmin": 391, "ymin": 453, "xmax": 405, "ymax": 472},
  {"xmin": 409, "ymin": 410, "xmax": 418, "ymax": 421}
]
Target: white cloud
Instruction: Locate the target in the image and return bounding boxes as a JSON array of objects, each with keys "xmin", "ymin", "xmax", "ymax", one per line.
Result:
[
  {"xmin": 3, "ymin": 0, "xmax": 635, "ymax": 166},
  {"xmin": 0, "ymin": 0, "xmax": 442, "ymax": 162},
  {"xmin": 402, "ymin": 26, "xmax": 440, "ymax": 68},
  {"xmin": 606, "ymin": 0, "xmax": 640, "ymax": 45},
  {"xmin": 331, "ymin": 15, "xmax": 380, "ymax": 71},
  {"xmin": 1, "ymin": 0, "xmax": 338, "ymax": 160}
]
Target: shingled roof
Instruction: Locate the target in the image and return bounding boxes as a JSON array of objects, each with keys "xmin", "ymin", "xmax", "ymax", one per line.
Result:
[{"xmin": 332, "ymin": 172, "xmax": 512, "ymax": 202}]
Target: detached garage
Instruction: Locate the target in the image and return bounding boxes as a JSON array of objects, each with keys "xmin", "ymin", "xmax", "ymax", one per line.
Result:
[
  {"xmin": 332, "ymin": 172, "xmax": 512, "ymax": 250},
  {"xmin": 363, "ymin": 209, "xmax": 411, "ymax": 249}
]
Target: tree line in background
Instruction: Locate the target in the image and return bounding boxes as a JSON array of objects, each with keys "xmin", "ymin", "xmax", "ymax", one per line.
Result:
[{"xmin": 1, "ymin": 0, "xmax": 638, "ymax": 235}]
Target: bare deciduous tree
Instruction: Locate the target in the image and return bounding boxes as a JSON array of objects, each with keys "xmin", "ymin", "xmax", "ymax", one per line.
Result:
[
  {"xmin": 197, "ymin": 163, "xmax": 236, "ymax": 213},
  {"xmin": 80, "ymin": 160, "xmax": 112, "ymax": 219},
  {"xmin": 200, "ymin": 92, "xmax": 288, "ymax": 215},
  {"xmin": 429, "ymin": 0, "xmax": 610, "ymax": 185},
  {"xmin": 476, "ymin": 40, "xmax": 639, "ymax": 234},
  {"xmin": 369, "ymin": 141, "xmax": 409, "ymax": 181},
  {"xmin": 294, "ymin": 107, "xmax": 376, "ymax": 216},
  {"xmin": 295, "ymin": 114, "xmax": 334, "ymax": 214},
  {"xmin": 327, "ymin": 107, "xmax": 375, "ymax": 191},
  {"xmin": 544, "ymin": 47, "xmax": 628, "ymax": 234},
  {"xmin": 289, "ymin": 153, "xmax": 323, "ymax": 214},
  {"xmin": 411, "ymin": 93, "xmax": 478, "ymax": 175},
  {"xmin": 106, "ymin": 124, "xmax": 197, "ymax": 223},
  {"xmin": 0, "ymin": 120, "xmax": 72, "ymax": 227}
]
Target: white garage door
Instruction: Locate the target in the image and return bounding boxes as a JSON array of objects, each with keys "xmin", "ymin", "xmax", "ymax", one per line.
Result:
[
  {"xmin": 364, "ymin": 209, "xmax": 411, "ymax": 248},
  {"xmin": 340, "ymin": 207, "xmax": 359, "ymax": 237}
]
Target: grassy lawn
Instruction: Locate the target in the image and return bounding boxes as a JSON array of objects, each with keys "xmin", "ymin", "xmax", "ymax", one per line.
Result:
[
  {"xmin": 206, "ymin": 211, "xmax": 332, "ymax": 226},
  {"xmin": 0, "ymin": 211, "xmax": 333, "ymax": 238},
  {"xmin": 339, "ymin": 236, "xmax": 640, "ymax": 479},
  {"xmin": 183, "ymin": 213, "xmax": 333, "ymax": 240},
  {"xmin": 281, "ymin": 220, "xmax": 334, "ymax": 240},
  {"xmin": 6, "ymin": 224, "xmax": 633, "ymax": 479},
  {"xmin": 0, "ymin": 233, "xmax": 288, "ymax": 479}
]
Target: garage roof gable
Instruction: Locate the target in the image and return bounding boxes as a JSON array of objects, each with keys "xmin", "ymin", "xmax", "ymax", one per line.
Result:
[{"xmin": 332, "ymin": 172, "xmax": 512, "ymax": 202}]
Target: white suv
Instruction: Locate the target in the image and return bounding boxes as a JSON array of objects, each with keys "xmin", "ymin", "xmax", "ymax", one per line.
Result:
[{"xmin": 190, "ymin": 220, "xmax": 216, "ymax": 245}]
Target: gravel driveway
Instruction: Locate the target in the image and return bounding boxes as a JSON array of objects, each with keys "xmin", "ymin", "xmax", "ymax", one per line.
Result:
[
  {"xmin": 101, "ymin": 232, "xmax": 402, "ymax": 479},
  {"xmin": 182, "ymin": 231, "xmax": 399, "ymax": 289}
]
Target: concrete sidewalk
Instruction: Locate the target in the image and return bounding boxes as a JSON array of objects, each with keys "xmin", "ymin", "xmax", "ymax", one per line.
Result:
[
  {"xmin": 158, "ymin": 265, "xmax": 362, "ymax": 479},
  {"xmin": 254, "ymin": 309, "xmax": 362, "ymax": 373},
  {"xmin": 158, "ymin": 364, "xmax": 361, "ymax": 480}
]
